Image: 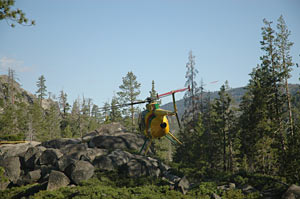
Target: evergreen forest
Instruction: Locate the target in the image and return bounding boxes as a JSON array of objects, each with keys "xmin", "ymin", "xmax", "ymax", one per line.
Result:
[{"xmin": 1, "ymin": 5, "xmax": 300, "ymax": 198}]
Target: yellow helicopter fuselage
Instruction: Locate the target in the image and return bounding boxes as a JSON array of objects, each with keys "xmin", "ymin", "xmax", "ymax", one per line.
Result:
[
  {"xmin": 144, "ymin": 109, "xmax": 171, "ymax": 138},
  {"xmin": 139, "ymin": 103, "xmax": 174, "ymax": 139}
]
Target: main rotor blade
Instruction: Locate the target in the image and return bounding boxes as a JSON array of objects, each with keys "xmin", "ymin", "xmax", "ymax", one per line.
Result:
[
  {"xmin": 157, "ymin": 86, "xmax": 190, "ymax": 99},
  {"xmin": 121, "ymin": 100, "xmax": 148, "ymax": 107},
  {"xmin": 99, "ymin": 100, "xmax": 147, "ymax": 111}
]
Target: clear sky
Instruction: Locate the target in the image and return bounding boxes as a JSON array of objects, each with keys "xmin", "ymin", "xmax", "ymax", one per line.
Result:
[{"xmin": 0, "ymin": 0, "xmax": 300, "ymax": 106}]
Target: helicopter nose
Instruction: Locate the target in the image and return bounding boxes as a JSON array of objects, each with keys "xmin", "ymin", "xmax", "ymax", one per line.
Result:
[{"xmin": 160, "ymin": 122, "xmax": 167, "ymax": 129}]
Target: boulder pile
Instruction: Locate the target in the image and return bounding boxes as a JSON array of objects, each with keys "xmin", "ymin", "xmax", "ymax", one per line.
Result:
[{"xmin": 0, "ymin": 123, "xmax": 187, "ymax": 192}]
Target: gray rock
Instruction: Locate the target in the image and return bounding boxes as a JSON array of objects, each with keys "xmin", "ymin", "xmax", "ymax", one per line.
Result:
[
  {"xmin": 23, "ymin": 169, "xmax": 41, "ymax": 184},
  {"xmin": 147, "ymin": 157, "xmax": 159, "ymax": 167},
  {"xmin": 241, "ymin": 184, "xmax": 257, "ymax": 194},
  {"xmin": 96, "ymin": 122, "xmax": 126, "ymax": 135},
  {"xmin": 88, "ymin": 133, "xmax": 145, "ymax": 152},
  {"xmin": 47, "ymin": 170, "xmax": 70, "ymax": 190},
  {"xmin": 85, "ymin": 148, "xmax": 108, "ymax": 162},
  {"xmin": 82, "ymin": 131, "xmax": 99, "ymax": 142},
  {"xmin": 0, "ymin": 141, "xmax": 40, "ymax": 159},
  {"xmin": 60, "ymin": 143, "xmax": 88, "ymax": 156},
  {"xmin": 93, "ymin": 156, "xmax": 114, "ymax": 171},
  {"xmin": 57, "ymin": 155, "xmax": 78, "ymax": 172},
  {"xmin": 218, "ymin": 183, "xmax": 236, "ymax": 191},
  {"xmin": 229, "ymin": 182, "xmax": 236, "ymax": 189},
  {"xmin": 211, "ymin": 193, "xmax": 222, "ymax": 199},
  {"xmin": 68, "ymin": 151, "xmax": 88, "ymax": 160},
  {"xmin": 108, "ymin": 149, "xmax": 133, "ymax": 166},
  {"xmin": 41, "ymin": 138, "xmax": 81, "ymax": 149},
  {"xmin": 0, "ymin": 180, "xmax": 9, "ymax": 191},
  {"xmin": 159, "ymin": 162, "xmax": 171, "ymax": 172},
  {"xmin": 88, "ymin": 135, "xmax": 129, "ymax": 150},
  {"xmin": 162, "ymin": 170, "xmax": 181, "ymax": 185},
  {"xmin": 126, "ymin": 159, "xmax": 144, "ymax": 177},
  {"xmin": 176, "ymin": 176, "xmax": 190, "ymax": 195},
  {"xmin": 38, "ymin": 165, "xmax": 56, "ymax": 178},
  {"xmin": 122, "ymin": 155, "xmax": 160, "ymax": 177},
  {"xmin": 22, "ymin": 147, "xmax": 45, "ymax": 170},
  {"xmin": 39, "ymin": 149, "xmax": 63, "ymax": 166},
  {"xmin": 66, "ymin": 160, "xmax": 94, "ymax": 185},
  {"xmin": 0, "ymin": 156, "xmax": 21, "ymax": 184},
  {"xmin": 117, "ymin": 133, "xmax": 145, "ymax": 151},
  {"xmin": 282, "ymin": 184, "xmax": 300, "ymax": 199}
]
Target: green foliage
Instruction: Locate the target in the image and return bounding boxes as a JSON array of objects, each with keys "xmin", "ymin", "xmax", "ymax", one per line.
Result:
[
  {"xmin": 0, "ymin": 0, "xmax": 35, "ymax": 27},
  {"xmin": 183, "ymin": 50, "xmax": 199, "ymax": 123},
  {"xmin": 117, "ymin": 71, "xmax": 141, "ymax": 131},
  {"xmin": 0, "ymin": 183, "xmax": 41, "ymax": 199},
  {"xmin": 0, "ymin": 169, "xmax": 289, "ymax": 199},
  {"xmin": 154, "ymin": 137, "xmax": 172, "ymax": 162},
  {"xmin": 222, "ymin": 189, "xmax": 245, "ymax": 199},
  {"xmin": 109, "ymin": 95, "xmax": 122, "ymax": 122},
  {"xmin": 36, "ymin": 75, "xmax": 47, "ymax": 105},
  {"xmin": 45, "ymin": 102, "xmax": 61, "ymax": 140},
  {"xmin": 189, "ymin": 181, "xmax": 218, "ymax": 196},
  {"xmin": 0, "ymin": 166, "xmax": 8, "ymax": 183},
  {"xmin": 10, "ymin": 170, "xmax": 193, "ymax": 199},
  {"xmin": 233, "ymin": 175, "xmax": 248, "ymax": 186},
  {"xmin": 61, "ymin": 124, "xmax": 72, "ymax": 138},
  {"xmin": 0, "ymin": 133, "xmax": 24, "ymax": 141}
]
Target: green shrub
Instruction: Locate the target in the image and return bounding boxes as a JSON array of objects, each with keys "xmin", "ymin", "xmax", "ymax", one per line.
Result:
[
  {"xmin": 233, "ymin": 175, "xmax": 248, "ymax": 186},
  {"xmin": 0, "ymin": 167, "xmax": 8, "ymax": 183},
  {"xmin": 222, "ymin": 189, "xmax": 244, "ymax": 199},
  {"xmin": 0, "ymin": 133, "xmax": 25, "ymax": 141}
]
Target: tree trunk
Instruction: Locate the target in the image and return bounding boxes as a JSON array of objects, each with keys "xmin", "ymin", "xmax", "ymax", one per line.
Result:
[
  {"xmin": 131, "ymin": 104, "xmax": 134, "ymax": 133},
  {"xmin": 223, "ymin": 129, "xmax": 226, "ymax": 172},
  {"xmin": 282, "ymin": 55, "xmax": 294, "ymax": 136}
]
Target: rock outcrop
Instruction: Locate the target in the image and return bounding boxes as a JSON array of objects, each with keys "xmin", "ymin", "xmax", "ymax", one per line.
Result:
[
  {"xmin": 282, "ymin": 184, "xmax": 300, "ymax": 199},
  {"xmin": 0, "ymin": 123, "xmax": 186, "ymax": 192}
]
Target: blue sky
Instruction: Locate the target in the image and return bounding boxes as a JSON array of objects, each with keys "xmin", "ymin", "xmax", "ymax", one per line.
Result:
[{"xmin": 0, "ymin": 0, "xmax": 300, "ymax": 106}]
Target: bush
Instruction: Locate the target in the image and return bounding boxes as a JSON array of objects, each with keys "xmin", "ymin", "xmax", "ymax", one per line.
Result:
[
  {"xmin": 0, "ymin": 133, "xmax": 25, "ymax": 141},
  {"xmin": 222, "ymin": 189, "xmax": 244, "ymax": 199},
  {"xmin": 233, "ymin": 175, "xmax": 248, "ymax": 186}
]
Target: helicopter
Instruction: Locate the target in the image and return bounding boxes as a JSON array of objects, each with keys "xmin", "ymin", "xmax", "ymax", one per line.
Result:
[{"xmin": 106, "ymin": 86, "xmax": 190, "ymax": 155}]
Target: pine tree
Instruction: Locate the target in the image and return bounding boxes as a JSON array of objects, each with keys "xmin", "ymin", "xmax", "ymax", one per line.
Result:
[
  {"xmin": 89, "ymin": 104, "xmax": 102, "ymax": 130},
  {"xmin": 7, "ymin": 68, "xmax": 17, "ymax": 105},
  {"xmin": 0, "ymin": 0, "xmax": 35, "ymax": 27},
  {"xmin": 276, "ymin": 15, "xmax": 295, "ymax": 136},
  {"xmin": 29, "ymin": 101, "xmax": 47, "ymax": 141},
  {"xmin": 79, "ymin": 96, "xmax": 91, "ymax": 137},
  {"xmin": 150, "ymin": 80, "xmax": 157, "ymax": 99},
  {"xmin": 0, "ymin": 103, "xmax": 15, "ymax": 137},
  {"xmin": 183, "ymin": 50, "xmax": 199, "ymax": 125},
  {"xmin": 102, "ymin": 101, "xmax": 111, "ymax": 123},
  {"xmin": 199, "ymin": 78, "xmax": 205, "ymax": 114},
  {"xmin": 45, "ymin": 102, "xmax": 61, "ymax": 139},
  {"xmin": 210, "ymin": 84, "xmax": 236, "ymax": 172},
  {"xmin": 91, "ymin": 104, "xmax": 101, "ymax": 123},
  {"xmin": 70, "ymin": 99, "xmax": 81, "ymax": 137},
  {"xmin": 117, "ymin": 71, "xmax": 141, "ymax": 132},
  {"xmin": 58, "ymin": 90, "xmax": 70, "ymax": 118},
  {"xmin": 36, "ymin": 75, "xmax": 47, "ymax": 106},
  {"xmin": 110, "ymin": 96, "xmax": 122, "ymax": 122},
  {"xmin": 238, "ymin": 19, "xmax": 287, "ymax": 174}
]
